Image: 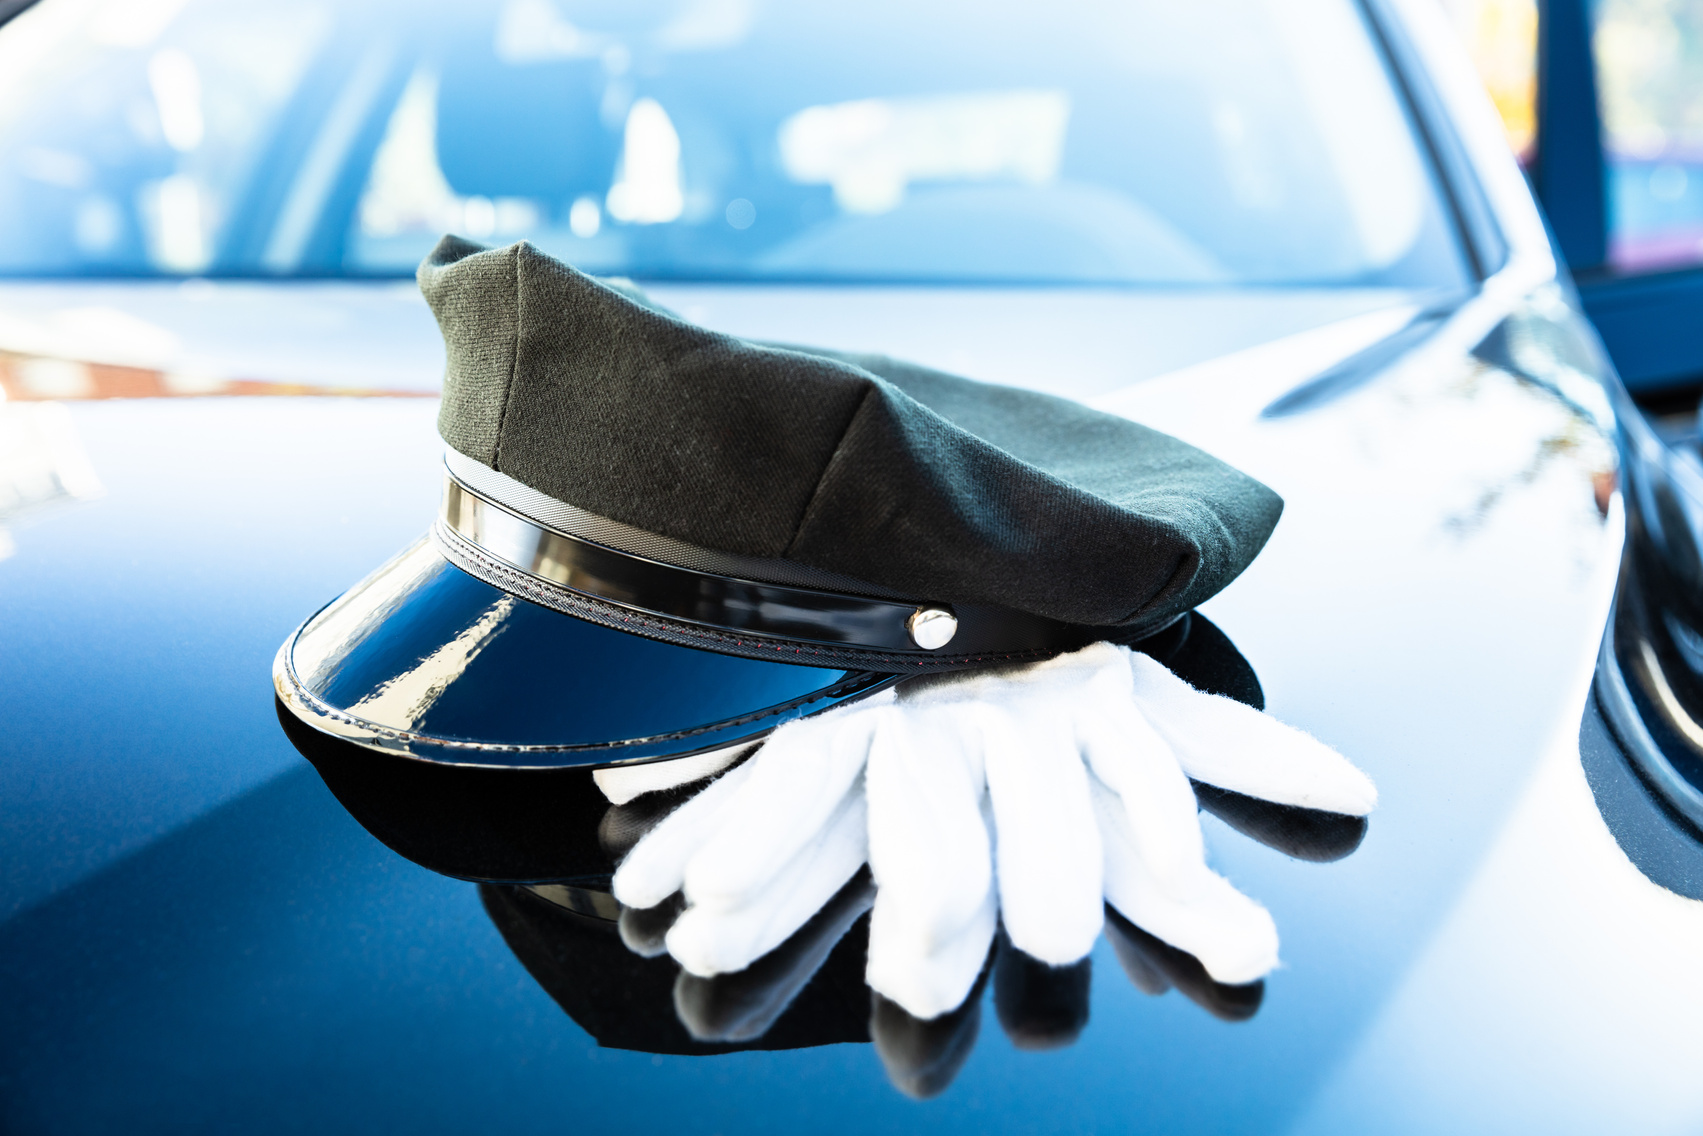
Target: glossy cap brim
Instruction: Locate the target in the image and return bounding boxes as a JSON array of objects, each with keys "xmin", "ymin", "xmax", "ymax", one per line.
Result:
[{"xmin": 274, "ymin": 536, "xmax": 893, "ymax": 767}]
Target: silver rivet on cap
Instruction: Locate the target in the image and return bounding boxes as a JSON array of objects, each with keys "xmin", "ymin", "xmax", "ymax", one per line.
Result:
[{"xmin": 907, "ymin": 605, "xmax": 958, "ymax": 650}]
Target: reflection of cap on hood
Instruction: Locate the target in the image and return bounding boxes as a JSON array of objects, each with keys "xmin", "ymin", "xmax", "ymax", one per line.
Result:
[
  {"xmin": 275, "ymin": 697, "xmax": 618, "ymax": 880},
  {"xmin": 418, "ymin": 236, "xmax": 1283, "ymax": 642}
]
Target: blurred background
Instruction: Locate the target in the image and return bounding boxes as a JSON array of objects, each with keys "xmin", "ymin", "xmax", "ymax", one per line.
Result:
[
  {"xmin": 0, "ymin": 0, "xmax": 1680, "ymax": 570},
  {"xmin": 1447, "ymin": 0, "xmax": 1703, "ymax": 274},
  {"xmin": 0, "ymin": 0, "xmax": 1465, "ymax": 284},
  {"xmin": 1444, "ymin": 0, "xmax": 1703, "ymax": 401},
  {"xmin": 0, "ymin": 0, "xmax": 1696, "ymax": 403}
]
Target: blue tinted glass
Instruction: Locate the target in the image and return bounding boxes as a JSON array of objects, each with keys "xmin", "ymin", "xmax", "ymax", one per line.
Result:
[
  {"xmin": 0, "ymin": 0, "xmax": 1467, "ymax": 288},
  {"xmin": 304, "ymin": 552, "xmax": 852, "ymax": 747}
]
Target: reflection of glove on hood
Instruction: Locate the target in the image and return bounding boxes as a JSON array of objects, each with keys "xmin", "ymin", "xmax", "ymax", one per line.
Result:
[
  {"xmin": 480, "ymin": 882, "xmax": 873, "ymax": 1056},
  {"xmin": 418, "ymin": 235, "xmax": 1283, "ymax": 636}
]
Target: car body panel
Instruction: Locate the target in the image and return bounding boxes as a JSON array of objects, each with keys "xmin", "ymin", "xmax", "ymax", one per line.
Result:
[
  {"xmin": 0, "ymin": 279, "xmax": 1431, "ymax": 402},
  {"xmin": 0, "ymin": 298, "xmax": 1630, "ymax": 1134},
  {"xmin": 1, "ymin": 0, "xmax": 1692, "ymax": 1132}
]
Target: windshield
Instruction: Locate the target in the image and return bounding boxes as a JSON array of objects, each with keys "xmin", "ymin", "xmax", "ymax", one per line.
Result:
[{"xmin": 0, "ymin": 0, "xmax": 1470, "ymax": 287}]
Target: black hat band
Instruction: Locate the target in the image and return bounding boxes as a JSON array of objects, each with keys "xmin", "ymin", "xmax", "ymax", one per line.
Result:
[{"xmin": 435, "ymin": 472, "xmax": 1098, "ymax": 672}]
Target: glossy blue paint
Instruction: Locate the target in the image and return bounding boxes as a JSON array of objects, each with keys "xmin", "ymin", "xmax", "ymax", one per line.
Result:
[
  {"xmin": 0, "ymin": 287, "xmax": 1642, "ymax": 1130},
  {"xmin": 0, "ymin": 760, "xmax": 1533, "ymax": 1135},
  {"xmin": 0, "ymin": 399, "xmax": 440, "ymax": 919}
]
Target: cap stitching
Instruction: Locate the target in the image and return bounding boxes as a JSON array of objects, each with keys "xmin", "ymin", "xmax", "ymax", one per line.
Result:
[
  {"xmin": 282, "ymin": 653, "xmax": 888, "ymax": 754},
  {"xmin": 490, "ymin": 242, "xmax": 523, "ymax": 470},
  {"xmin": 781, "ymin": 379, "xmax": 879, "ymax": 563}
]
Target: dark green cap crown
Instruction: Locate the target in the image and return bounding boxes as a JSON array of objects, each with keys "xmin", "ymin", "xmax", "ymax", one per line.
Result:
[{"xmin": 418, "ymin": 235, "xmax": 1281, "ymax": 632}]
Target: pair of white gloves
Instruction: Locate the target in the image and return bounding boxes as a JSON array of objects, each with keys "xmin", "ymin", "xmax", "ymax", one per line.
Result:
[{"xmin": 594, "ymin": 640, "xmax": 1375, "ymax": 1022}]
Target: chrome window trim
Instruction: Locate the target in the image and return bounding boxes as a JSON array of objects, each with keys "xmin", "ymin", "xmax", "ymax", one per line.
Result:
[{"xmin": 1360, "ymin": 0, "xmax": 1509, "ymax": 282}]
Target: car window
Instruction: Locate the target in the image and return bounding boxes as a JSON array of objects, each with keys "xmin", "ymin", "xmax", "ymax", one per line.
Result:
[{"xmin": 0, "ymin": 0, "xmax": 1470, "ymax": 288}]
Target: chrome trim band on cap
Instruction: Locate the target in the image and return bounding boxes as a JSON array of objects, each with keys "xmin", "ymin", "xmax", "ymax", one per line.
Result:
[
  {"xmin": 435, "ymin": 473, "xmax": 1096, "ymax": 670},
  {"xmin": 444, "ymin": 449, "xmax": 911, "ymax": 596}
]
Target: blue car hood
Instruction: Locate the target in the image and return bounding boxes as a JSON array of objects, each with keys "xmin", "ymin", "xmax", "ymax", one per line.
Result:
[{"xmin": 1, "ymin": 280, "xmax": 1671, "ymax": 1136}]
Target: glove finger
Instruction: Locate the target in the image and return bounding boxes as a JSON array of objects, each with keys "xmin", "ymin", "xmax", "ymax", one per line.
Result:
[
  {"xmin": 593, "ymin": 742, "xmax": 752, "ymax": 806},
  {"xmin": 672, "ymin": 871, "xmax": 875, "ymax": 1043},
  {"xmin": 983, "ymin": 706, "xmax": 1103, "ymax": 966},
  {"xmin": 1127, "ymin": 652, "xmax": 1377, "ymax": 816},
  {"xmin": 682, "ymin": 702, "xmax": 879, "ymax": 911},
  {"xmin": 866, "ymin": 856, "xmax": 999, "ymax": 1022},
  {"xmin": 612, "ymin": 754, "xmax": 758, "ymax": 910},
  {"xmin": 865, "ymin": 704, "xmax": 993, "ymax": 958},
  {"xmin": 1074, "ymin": 665, "xmax": 1207, "ymax": 890},
  {"xmin": 667, "ymin": 778, "xmax": 867, "ymax": 976},
  {"xmin": 1091, "ymin": 774, "xmax": 1279, "ymax": 986}
]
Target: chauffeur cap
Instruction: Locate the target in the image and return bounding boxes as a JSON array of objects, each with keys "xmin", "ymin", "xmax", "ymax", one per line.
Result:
[{"xmin": 273, "ymin": 236, "xmax": 1282, "ymax": 766}]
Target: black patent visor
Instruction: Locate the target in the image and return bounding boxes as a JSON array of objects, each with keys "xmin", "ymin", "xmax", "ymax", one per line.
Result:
[{"xmin": 273, "ymin": 537, "xmax": 894, "ymax": 767}]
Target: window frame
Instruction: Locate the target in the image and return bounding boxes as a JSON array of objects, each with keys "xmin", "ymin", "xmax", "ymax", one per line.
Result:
[{"xmin": 1361, "ymin": 0, "xmax": 1512, "ymax": 285}]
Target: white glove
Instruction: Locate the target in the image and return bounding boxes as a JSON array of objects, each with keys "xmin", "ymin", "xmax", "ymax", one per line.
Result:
[{"xmin": 597, "ymin": 640, "xmax": 1375, "ymax": 1021}]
